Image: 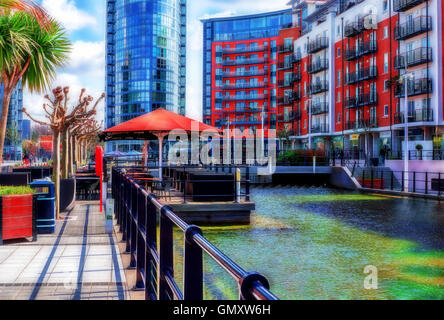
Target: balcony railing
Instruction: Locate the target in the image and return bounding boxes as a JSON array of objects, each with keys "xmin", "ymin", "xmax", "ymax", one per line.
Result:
[
  {"xmin": 308, "ymin": 37, "xmax": 329, "ymax": 53},
  {"xmin": 344, "ymin": 19, "xmax": 364, "ymax": 37},
  {"xmin": 277, "ymin": 58, "xmax": 294, "ymax": 70},
  {"xmin": 344, "ymin": 41, "xmax": 377, "ymax": 61},
  {"xmin": 277, "ymin": 92, "xmax": 300, "ymax": 105},
  {"xmin": 311, "ymin": 101, "xmax": 329, "ymax": 115},
  {"xmin": 394, "ymin": 47, "xmax": 432, "ymax": 69},
  {"xmin": 394, "ymin": 0, "xmax": 428, "ymax": 12},
  {"xmin": 310, "ymin": 81, "xmax": 329, "ymax": 94},
  {"xmin": 293, "ymin": 71, "xmax": 302, "ymax": 82},
  {"xmin": 278, "ymin": 79, "xmax": 293, "ymax": 88},
  {"xmin": 278, "ymin": 44, "xmax": 294, "ymax": 53},
  {"xmin": 219, "ymin": 94, "xmax": 268, "ymax": 102},
  {"xmin": 221, "ymin": 45, "xmax": 268, "ymax": 54},
  {"xmin": 221, "ymin": 70, "xmax": 268, "ymax": 78},
  {"xmin": 345, "ymin": 118, "xmax": 378, "ymax": 130},
  {"xmin": 344, "ymin": 93, "xmax": 378, "ymax": 108},
  {"xmin": 311, "ymin": 123, "xmax": 329, "ymax": 134},
  {"xmin": 222, "ymin": 82, "xmax": 268, "ymax": 90},
  {"xmin": 308, "ymin": 59, "xmax": 329, "ymax": 74},
  {"xmin": 394, "ymin": 108, "xmax": 434, "ymax": 124},
  {"xmin": 394, "ymin": 16, "xmax": 432, "ymax": 40},
  {"xmin": 394, "ymin": 78, "xmax": 432, "ymax": 97},
  {"xmin": 222, "ymin": 58, "xmax": 268, "ymax": 66},
  {"xmin": 345, "ymin": 67, "xmax": 377, "ymax": 84},
  {"xmin": 278, "ymin": 111, "xmax": 300, "ymax": 122}
]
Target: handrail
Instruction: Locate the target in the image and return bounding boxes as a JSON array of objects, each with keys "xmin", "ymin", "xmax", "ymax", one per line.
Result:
[{"xmin": 111, "ymin": 167, "xmax": 278, "ymax": 300}]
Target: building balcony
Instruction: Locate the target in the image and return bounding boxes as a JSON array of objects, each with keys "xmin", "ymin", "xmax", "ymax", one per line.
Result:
[
  {"xmin": 231, "ymin": 120, "xmax": 263, "ymax": 126},
  {"xmin": 221, "ymin": 107, "xmax": 265, "ymax": 114},
  {"xmin": 278, "ymin": 44, "xmax": 294, "ymax": 53},
  {"xmin": 308, "ymin": 37, "xmax": 329, "ymax": 54},
  {"xmin": 310, "ymin": 81, "xmax": 329, "ymax": 94},
  {"xmin": 292, "ymin": 71, "xmax": 302, "ymax": 82},
  {"xmin": 278, "ymin": 79, "xmax": 293, "ymax": 88},
  {"xmin": 308, "ymin": 59, "xmax": 329, "ymax": 74},
  {"xmin": 311, "ymin": 123, "xmax": 329, "ymax": 134},
  {"xmin": 394, "ymin": 78, "xmax": 432, "ymax": 97},
  {"xmin": 346, "ymin": 66, "xmax": 378, "ymax": 84},
  {"xmin": 394, "ymin": 47, "xmax": 432, "ymax": 69},
  {"xmin": 344, "ymin": 41, "xmax": 377, "ymax": 61},
  {"xmin": 221, "ymin": 45, "xmax": 268, "ymax": 54},
  {"xmin": 278, "ymin": 111, "xmax": 299, "ymax": 122},
  {"xmin": 218, "ymin": 94, "xmax": 268, "ymax": 102},
  {"xmin": 311, "ymin": 101, "xmax": 328, "ymax": 115},
  {"xmin": 394, "ymin": 108, "xmax": 434, "ymax": 124},
  {"xmin": 221, "ymin": 70, "xmax": 268, "ymax": 78},
  {"xmin": 222, "ymin": 58, "xmax": 268, "ymax": 66},
  {"xmin": 394, "ymin": 0, "xmax": 428, "ymax": 12},
  {"xmin": 344, "ymin": 19, "xmax": 364, "ymax": 37},
  {"xmin": 344, "ymin": 93, "xmax": 378, "ymax": 108},
  {"xmin": 293, "ymin": 52, "xmax": 302, "ymax": 63},
  {"xmin": 394, "ymin": 16, "xmax": 432, "ymax": 41},
  {"xmin": 345, "ymin": 118, "xmax": 378, "ymax": 130},
  {"xmin": 277, "ymin": 58, "xmax": 294, "ymax": 70},
  {"xmin": 222, "ymin": 82, "xmax": 268, "ymax": 90}
]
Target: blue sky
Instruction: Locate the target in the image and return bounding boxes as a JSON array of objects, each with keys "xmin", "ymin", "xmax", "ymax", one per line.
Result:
[{"xmin": 25, "ymin": 0, "xmax": 290, "ymax": 122}]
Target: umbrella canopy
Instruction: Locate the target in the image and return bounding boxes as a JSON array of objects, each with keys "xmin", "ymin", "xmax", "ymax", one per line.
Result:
[{"xmin": 101, "ymin": 108, "xmax": 220, "ymax": 141}]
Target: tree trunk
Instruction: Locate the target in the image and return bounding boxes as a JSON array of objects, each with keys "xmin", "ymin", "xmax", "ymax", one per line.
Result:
[
  {"xmin": 53, "ymin": 130, "xmax": 61, "ymax": 220},
  {"xmin": 61, "ymin": 127, "xmax": 69, "ymax": 179},
  {"xmin": 0, "ymin": 87, "xmax": 12, "ymax": 164},
  {"xmin": 69, "ymin": 133, "xmax": 74, "ymax": 177}
]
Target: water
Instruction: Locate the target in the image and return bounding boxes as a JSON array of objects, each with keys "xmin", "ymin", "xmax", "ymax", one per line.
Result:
[{"xmin": 174, "ymin": 186, "xmax": 444, "ymax": 300}]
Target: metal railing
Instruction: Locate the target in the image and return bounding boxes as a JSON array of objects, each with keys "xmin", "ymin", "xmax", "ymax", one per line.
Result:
[
  {"xmin": 355, "ymin": 167, "xmax": 444, "ymax": 199},
  {"xmin": 394, "ymin": 47, "xmax": 432, "ymax": 69},
  {"xmin": 112, "ymin": 167, "xmax": 278, "ymax": 300},
  {"xmin": 394, "ymin": 108, "xmax": 433, "ymax": 124},
  {"xmin": 308, "ymin": 37, "xmax": 329, "ymax": 53},
  {"xmin": 394, "ymin": 78, "xmax": 432, "ymax": 97},
  {"xmin": 308, "ymin": 59, "xmax": 329, "ymax": 74},
  {"xmin": 394, "ymin": 0, "xmax": 428, "ymax": 12},
  {"xmin": 394, "ymin": 16, "xmax": 432, "ymax": 40}
]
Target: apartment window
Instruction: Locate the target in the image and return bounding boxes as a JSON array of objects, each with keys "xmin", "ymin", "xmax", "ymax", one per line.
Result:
[
  {"xmin": 383, "ymin": 26, "xmax": 388, "ymax": 39},
  {"xmin": 384, "ymin": 53, "xmax": 389, "ymax": 73},
  {"xmin": 337, "ymin": 92, "xmax": 341, "ymax": 103},
  {"xmin": 337, "ymin": 113, "xmax": 341, "ymax": 123},
  {"xmin": 337, "ymin": 71, "xmax": 341, "ymax": 86},
  {"xmin": 384, "ymin": 105, "xmax": 389, "ymax": 117},
  {"xmin": 337, "ymin": 25, "xmax": 341, "ymax": 36},
  {"xmin": 384, "ymin": 80, "xmax": 390, "ymax": 91},
  {"xmin": 383, "ymin": 0, "xmax": 388, "ymax": 12},
  {"xmin": 304, "ymin": 119, "xmax": 307, "ymax": 129},
  {"xmin": 337, "ymin": 47, "xmax": 341, "ymax": 58}
]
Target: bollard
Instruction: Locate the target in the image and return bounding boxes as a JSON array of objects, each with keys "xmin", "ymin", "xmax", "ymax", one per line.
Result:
[
  {"xmin": 236, "ymin": 168, "xmax": 241, "ymax": 203},
  {"xmin": 105, "ymin": 198, "xmax": 114, "ymax": 234},
  {"xmin": 313, "ymin": 156, "xmax": 316, "ymax": 174}
]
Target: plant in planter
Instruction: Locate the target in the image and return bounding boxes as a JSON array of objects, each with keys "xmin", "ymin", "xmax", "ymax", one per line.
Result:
[
  {"xmin": 416, "ymin": 144, "xmax": 423, "ymax": 160},
  {"xmin": 0, "ymin": 186, "xmax": 36, "ymax": 245}
]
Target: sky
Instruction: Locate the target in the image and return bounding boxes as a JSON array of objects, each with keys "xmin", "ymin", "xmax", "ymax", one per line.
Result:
[{"xmin": 24, "ymin": 0, "xmax": 290, "ymax": 124}]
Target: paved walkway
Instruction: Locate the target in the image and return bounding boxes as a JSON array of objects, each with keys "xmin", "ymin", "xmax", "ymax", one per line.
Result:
[{"xmin": 0, "ymin": 202, "xmax": 129, "ymax": 300}]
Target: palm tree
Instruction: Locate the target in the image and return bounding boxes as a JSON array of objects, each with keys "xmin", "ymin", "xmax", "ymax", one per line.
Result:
[
  {"xmin": 0, "ymin": 8, "xmax": 71, "ymax": 163},
  {"xmin": 0, "ymin": 0, "xmax": 49, "ymax": 25}
]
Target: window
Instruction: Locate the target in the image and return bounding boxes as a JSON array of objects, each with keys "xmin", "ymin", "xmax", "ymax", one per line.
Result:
[
  {"xmin": 383, "ymin": 27, "xmax": 388, "ymax": 39},
  {"xmin": 384, "ymin": 105, "xmax": 389, "ymax": 117},
  {"xmin": 384, "ymin": 53, "xmax": 389, "ymax": 73},
  {"xmin": 383, "ymin": 0, "xmax": 388, "ymax": 12},
  {"xmin": 337, "ymin": 92, "xmax": 341, "ymax": 103},
  {"xmin": 337, "ymin": 47, "xmax": 341, "ymax": 58},
  {"xmin": 384, "ymin": 80, "xmax": 390, "ymax": 91},
  {"xmin": 337, "ymin": 113, "xmax": 341, "ymax": 123},
  {"xmin": 337, "ymin": 71, "xmax": 341, "ymax": 86}
]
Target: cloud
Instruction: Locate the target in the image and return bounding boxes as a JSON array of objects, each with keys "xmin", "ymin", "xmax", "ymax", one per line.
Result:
[{"xmin": 42, "ymin": 0, "xmax": 97, "ymax": 31}]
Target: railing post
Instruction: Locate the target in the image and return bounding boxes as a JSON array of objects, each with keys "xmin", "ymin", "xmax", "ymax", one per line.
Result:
[
  {"xmin": 413, "ymin": 171, "xmax": 416, "ymax": 193},
  {"xmin": 439, "ymin": 173, "xmax": 442, "ymax": 200},
  {"xmin": 145, "ymin": 198, "xmax": 158, "ymax": 300},
  {"xmin": 425, "ymin": 172, "xmax": 428, "ymax": 194},
  {"xmin": 370, "ymin": 169, "xmax": 374, "ymax": 189},
  {"xmin": 135, "ymin": 190, "xmax": 146, "ymax": 290},
  {"xmin": 402, "ymin": 171, "xmax": 405, "ymax": 192},
  {"xmin": 184, "ymin": 226, "xmax": 203, "ymax": 300},
  {"xmin": 159, "ymin": 206, "xmax": 174, "ymax": 300},
  {"xmin": 391, "ymin": 171, "xmax": 394, "ymax": 190}
]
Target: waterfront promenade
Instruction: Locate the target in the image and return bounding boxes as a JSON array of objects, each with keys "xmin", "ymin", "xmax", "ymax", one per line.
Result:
[{"xmin": 0, "ymin": 202, "xmax": 129, "ymax": 300}]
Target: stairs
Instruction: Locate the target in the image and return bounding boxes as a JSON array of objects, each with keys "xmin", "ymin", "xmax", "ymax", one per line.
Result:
[{"xmin": 350, "ymin": 165, "xmax": 402, "ymax": 190}]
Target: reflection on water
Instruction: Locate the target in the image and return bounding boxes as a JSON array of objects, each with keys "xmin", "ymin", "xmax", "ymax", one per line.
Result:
[{"xmin": 175, "ymin": 186, "xmax": 444, "ymax": 300}]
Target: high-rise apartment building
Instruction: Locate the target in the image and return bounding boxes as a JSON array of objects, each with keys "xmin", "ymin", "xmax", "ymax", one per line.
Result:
[
  {"xmin": 201, "ymin": 9, "xmax": 293, "ymax": 139},
  {"xmin": 204, "ymin": 0, "xmax": 444, "ymax": 159},
  {"xmin": 106, "ymin": 0, "xmax": 187, "ymax": 152},
  {"xmin": 0, "ymin": 82, "xmax": 23, "ymax": 161}
]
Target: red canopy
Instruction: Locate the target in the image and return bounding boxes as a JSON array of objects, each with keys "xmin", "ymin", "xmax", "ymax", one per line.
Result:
[{"xmin": 102, "ymin": 108, "xmax": 219, "ymax": 140}]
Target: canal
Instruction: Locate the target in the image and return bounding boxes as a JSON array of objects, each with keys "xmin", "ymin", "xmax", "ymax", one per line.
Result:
[{"xmin": 173, "ymin": 186, "xmax": 444, "ymax": 300}]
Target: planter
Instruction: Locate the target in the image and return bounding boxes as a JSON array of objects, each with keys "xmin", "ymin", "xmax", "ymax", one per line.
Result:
[
  {"xmin": 60, "ymin": 178, "xmax": 76, "ymax": 212},
  {"xmin": 0, "ymin": 194, "xmax": 37, "ymax": 244}
]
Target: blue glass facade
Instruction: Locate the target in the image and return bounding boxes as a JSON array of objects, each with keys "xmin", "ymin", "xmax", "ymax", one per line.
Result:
[
  {"xmin": 0, "ymin": 82, "xmax": 23, "ymax": 160},
  {"xmin": 201, "ymin": 10, "xmax": 292, "ymax": 125},
  {"xmin": 106, "ymin": 0, "xmax": 186, "ymax": 152}
]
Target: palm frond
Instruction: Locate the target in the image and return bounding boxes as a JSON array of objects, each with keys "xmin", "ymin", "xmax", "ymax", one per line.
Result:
[{"xmin": 0, "ymin": 0, "xmax": 50, "ymax": 28}]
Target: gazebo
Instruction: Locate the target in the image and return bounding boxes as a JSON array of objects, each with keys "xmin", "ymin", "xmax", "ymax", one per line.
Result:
[{"xmin": 100, "ymin": 108, "xmax": 220, "ymax": 179}]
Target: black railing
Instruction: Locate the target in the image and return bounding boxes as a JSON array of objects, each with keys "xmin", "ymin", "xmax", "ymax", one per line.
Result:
[
  {"xmin": 394, "ymin": 0, "xmax": 428, "ymax": 12},
  {"xmin": 344, "ymin": 93, "xmax": 378, "ymax": 108},
  {"xmin": 311, "ymin": 101, "xmax": 328, "ymax": 115},
  {"xmin": 394, "ymin": 47, "xmax": 432, "ymax": 69},
  {"xmin": 345, "ymin": 118, "xmax": 378, "ymax": 130},
  {"xmin": 356, "ymin": 168, "xmax": 444, "ymax": 199},
  {"xmin": 308, "ymin": 59, "xmax": 329, "ymax": 74},
  {"xmin": 221, "ymin": 45, "xmax": 268, "ymax": 54},
  {"xmin": 278, "ymin": 44, "xmax": 294, "ymax": 53},
  {"xmin": 344, "ymin": 19, "xmax": 364, "ymax": 37},
  {"xmin": 310, "ymin": 80, "xmax": 329, "ymax": 94},
  {"xmin": 222, "ymin": 70, "xmax": 268, "ymax": 78},
  {"xmin": 112, "ymin": 167, "xmax": 278, "ymax": 300},
  {"xmin": 344, "ymin": 41, "xmax": 377, "ymax": 60},
  {"xmin": 222, "ymin": 82, "xmax": 268, "ymax": 90},
  {"xmin": 311, "ymin": 123, "xmax": 329, "ymax": 134},
  {"xmin": 394, "ymin": 108, "xmax": 433, "ymax": 124},
  {"xmin": 308, "ymin": 37, "xmax": 329, "ymax": 53},
  {"xmin": 389, "ymin": 150, "xmax": 444, "ymax": 161},
  {"xmin": 222, "ymin": 58, "xmax": 268, "ymax": 66},
  {"xmin": 394, "ymin": 78, "xmax": 432, "ymax": 97},
  {"xmin": 394, "ymin": 16, "xmax": 432, "ymax": 40}
]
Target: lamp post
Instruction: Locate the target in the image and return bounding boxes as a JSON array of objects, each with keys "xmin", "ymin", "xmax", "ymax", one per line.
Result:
[
  {"xmin": 401, "ymin": 72, "xmax": 413, "ymax": 192},
  {"xmin": 308, "ymin": 99, "xmax": 312, "ymax": 150}
]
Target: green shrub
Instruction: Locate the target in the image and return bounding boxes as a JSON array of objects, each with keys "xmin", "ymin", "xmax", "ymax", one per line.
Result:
[{"xmin": 0, "ymin": 186, "xmax": 35, "ymax": 196}]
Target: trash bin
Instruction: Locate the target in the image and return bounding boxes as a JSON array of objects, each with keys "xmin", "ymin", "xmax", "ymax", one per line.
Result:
[{"xmin": 29, "ymin": 180, "xmax": 55, "ymax": 234}]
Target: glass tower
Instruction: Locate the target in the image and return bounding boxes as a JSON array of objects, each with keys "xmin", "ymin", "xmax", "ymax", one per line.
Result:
[
  {"xmin": 0, "ymin": 82, "xmax": 23, "ymax": 161},
  {"xmin": 106, "ymin": 0, "xmax": 186, "ymax": 152}
]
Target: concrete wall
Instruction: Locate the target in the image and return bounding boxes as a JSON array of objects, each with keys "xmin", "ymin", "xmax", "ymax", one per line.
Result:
[
  {"xmin": 385, "ymin": 160, "xmax": 444, "ymax": 173},
  {"xmin": 329, "ymin": 167, "xmax": 359, "ymax": 190}
]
